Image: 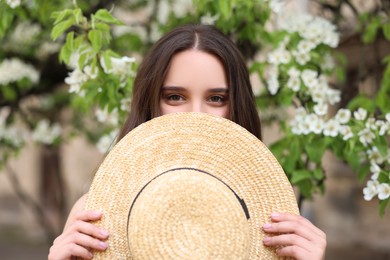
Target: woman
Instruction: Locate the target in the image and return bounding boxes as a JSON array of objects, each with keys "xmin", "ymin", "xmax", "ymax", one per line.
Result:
[{"xmin": 49, "ymin": 24, "xmax": 326, "ymax": 260}]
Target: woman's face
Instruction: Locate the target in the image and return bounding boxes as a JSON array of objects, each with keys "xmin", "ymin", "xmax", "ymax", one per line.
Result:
[{"xmin": 160, "ymin": 50, "xmax": 229, "ymax": 118}]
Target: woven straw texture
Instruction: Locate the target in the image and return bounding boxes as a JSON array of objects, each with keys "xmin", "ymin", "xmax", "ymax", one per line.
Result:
[{"xmin": 85, "ymin": 112, "xmax": 299, "ymax": 259}]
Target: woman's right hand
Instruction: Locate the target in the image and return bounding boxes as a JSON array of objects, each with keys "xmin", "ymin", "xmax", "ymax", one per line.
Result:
[{"xmin": 48, "ymin": 210, "xmax": 109, "ymax": 260}]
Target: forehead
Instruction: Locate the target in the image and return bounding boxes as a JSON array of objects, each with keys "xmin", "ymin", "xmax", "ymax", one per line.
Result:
[{"xmin": 164, "ymin": 50, "xmax": 228, "ymax": 87}]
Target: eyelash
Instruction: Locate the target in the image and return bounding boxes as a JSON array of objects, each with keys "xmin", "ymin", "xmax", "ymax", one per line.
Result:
[{"xmin": 162, "ymin": 93, "xmax": 228, "ymax": 107}]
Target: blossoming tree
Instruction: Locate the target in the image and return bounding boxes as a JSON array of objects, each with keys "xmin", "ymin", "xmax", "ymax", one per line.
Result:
[{"xmin": 0, "ymin": 0, "xmax": 389, "ymax": 243}]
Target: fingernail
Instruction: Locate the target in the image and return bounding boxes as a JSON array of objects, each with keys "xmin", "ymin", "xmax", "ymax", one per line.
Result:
[
  {"xmin": 88, "ymin": 252, "xmax": 93, "ymax": 259},
  {"xmin": 263, "ymin": 223, "xmax": 272, "ymax": 229},
  {"xmin": 271, "ymin": 212, "xmax": 280, "ymax": 218},
  {"xmin": 92, "ymin": 211, "xmax": 102, "ymax": 217},
  {"xmin": 99, "ymin": 241, "xmax": 108, "ymax": 249},
  {"xmin": 100, "ymin": 230, "xmax": 109, "ymax": 238},
  {"xmin": 263, "ymin": 236, "xmax": 271, "ymax": 244}
]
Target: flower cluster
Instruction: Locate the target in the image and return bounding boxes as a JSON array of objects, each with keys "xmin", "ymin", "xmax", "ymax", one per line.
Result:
[
  {"xmin": 96, "ymin": 129, "xmax": 118, "ymax": 154},
  {"xmin": 263, "ymin": 8, "xmax": 390, "ymax": 206},
  {"xmin": 0, "ymin": 107, "xmax": 26, "ymax": 148},
  {"xmin": 5, "ymin": 0, "xmax": 21, "ymax": 8},
  {"xmin": 5, "ymin": 21, "xmax": 41, "ymax": 49},
  {"xmin": 265, "ymin": 12, "xmax": 340, "ymax": 97},
  {"xmin": 0, "ymin": 58, "xmax": 40, "ymax": 85},
  {"xmin": 31, "ymin": 119, "xmax": 62, "ymax": 145}
]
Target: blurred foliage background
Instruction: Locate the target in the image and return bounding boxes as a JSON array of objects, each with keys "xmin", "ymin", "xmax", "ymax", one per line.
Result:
[{"xmin": 0, "ymin": 0, "xmax": 389, "ymax": 258}]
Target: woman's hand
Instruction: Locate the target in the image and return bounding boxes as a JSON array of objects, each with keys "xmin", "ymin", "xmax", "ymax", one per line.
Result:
[
  {"xmin": 48, "ymin": 210, "xmax": 109, "ymax": 260},
  {"xmin": 262, "ymin": 212, "xmax": 326, "ymax": 260}
]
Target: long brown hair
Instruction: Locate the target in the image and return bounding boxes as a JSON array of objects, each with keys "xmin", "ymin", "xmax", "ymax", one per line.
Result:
[{"xmin": 118, "ymin": 24, "xmax": 261, "ymax": 140}]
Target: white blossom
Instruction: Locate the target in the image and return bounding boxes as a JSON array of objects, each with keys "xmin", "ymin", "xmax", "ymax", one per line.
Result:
[
  {"xmin": 301, "ymin": 69, "xmax": 318, "ymax": 89},
  {"xmin": 339, "ymin": 125, "xmax": 353, "ymax": 141},
  {"xmin": 358, "ymin": 128, "xmax": 375, "ymax": 146},
  {"xmin": 322, "ymin": 53, "xmax": 335, "ymax": 70},
  {"xmin": 278, "ymin": 13, "xmax": 339, "ymax": 48},
  {"xmin": 367, "ymin": 146, "xmax": 384, "ymax": 165},
  {"xmin": 64, "ymin": 69, "xmax": 88, "ymax": 94},
  {"xmin": 6, "ymin": 21, "xmax": 41, "ymax": 48},
  {"xmin": 120, "ymin": 98, "xmax": 131, "ymax": 111},
  {"xmin": 288, "ymin": 67, "xmax": 300, "ymax": 78},
  {"xmin": 297, "ymin": 40, "xmax": 316, "ymax": 54},
  {"xmin": 95, "ymin": 107, "xmax": 119, "ymax": 126},
  {"xmin": 96, "ymin": 129, "xmax": 118, "ymax": 154},
  {"xmin": 363, "ymin": 180, "xmax": 379, "ymax": 201},
  {"xmin": 335, "ymin": 109, "xmax": 351, "ymax": 124},
  {"xmin": 267, "ymin": 77, "xmax": 279, "ymax": 95},
  {"xmin": 354, "ymin": 108, "xmax": 367, "ymax": 121},
  {"xmin": 37, "ymin": 42, "xmax": 61, "ymax": 59},
  {"xmin": 314, "ymin": 103, "xmax": 328, "ymax": 116},
  {"xmin": 267, "ymin": 47, "xmax": 291, "ymax": 65},
  {"xmin": 6, "ymin": 0, "xmax": 21, "ymax": 8},
  {"xmin": 378, "ymin": 183, "xmax": 390, "ymax": 200},
  {"xmin": 32, "ymin": 120, "xmax": 62, "ymax": 145},
  {"xmin": 292, "ymin": 50, "xmax": 310, "ymax": 65},
  {"xmin": 311, "ymin": 88, "xmax": 326, "ymax": 104},
  {"xmin": 323, "ymin": 119, "xmax": 340, "ymax": 137},
  {"xmin": 326, "ymin": 88, "xmax": 341, "ymax": 105},
  {"xmin": 200, "ymin": 13, "xmax": 219, "ymax": 25},
  {"xmin": 269, "ymin": 0, "xmax": 284, "ymax": 13},
  {"xmin": 0, "ymin": 58, "xmax": 40, "ymax": 85},
  {"xmin": 365, "ymin": 117, "xmax": 378, "ymax": 131},
  {"xmin": 83, "ymin": 65, "xmax": 98, "ymax": 79},
  {"xmin": 386, "ymin": 113, "xmax": 390, "ymax": 122},
  {"xmin": 370, "ymin": 163, "xmax": 381, "ymax": 180},
  {"xmin": 308, "ymin": 114, "xmax": 324, "ymax": 134},
  {"xmin": 100, "ymin": 56, "xmax": 136, "ymax": 86},
  {"xmin": 266, "ymin": 66, "xmax": 279, "ymax": 95},
  {"xmin": 287, "ymin": 76, "xmax": 300, "ymax": 92},
  {"xmin": 377, "ymin": 120, "xmax": 390, "ymax": 136}
]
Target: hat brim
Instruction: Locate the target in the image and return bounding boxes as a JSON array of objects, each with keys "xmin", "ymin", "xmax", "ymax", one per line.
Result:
[{"xmin": 85, "ymin": 112, "xmax": 299, "ymax": 259}]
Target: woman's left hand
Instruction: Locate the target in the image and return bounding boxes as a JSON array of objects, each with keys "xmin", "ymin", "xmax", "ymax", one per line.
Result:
[{"xmin": 262, "ymin": 212, "xmax": 326, "ymax": 260}]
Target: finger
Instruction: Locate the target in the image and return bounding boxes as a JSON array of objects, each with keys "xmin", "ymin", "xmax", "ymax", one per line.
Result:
[
  {"xmin": 62, "ymin": 232, "xmax": 108, "ymax": 251},
  {"xmin": 67, "ymin": 220, "xmax": 109, "ymax": 240},
  {"xmin": 60, "ymin": 243, "xmax": 94, "ymax": 259},
  {"xmin": 276, "ymin": 245, "xmax": 308, "ymax": 260},
  {"xmin": 262, "ymin": 220, "xmax": 320, "ymax": 243},
  {"xmin": 73, "ymin": 210, "xmax": 103, "ymax": 222},
  {"xmin": 263, "ymin": 233, "xmax": 311, "ymax": 251},
  {"xmin": 271, "ymin": 213, "xmax": 325, "ymax": 238}
]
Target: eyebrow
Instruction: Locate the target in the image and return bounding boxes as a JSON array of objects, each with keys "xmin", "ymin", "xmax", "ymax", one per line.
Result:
[{"xmin": 161, "ymin": 86, "xmax": 229, "ymax": 93}]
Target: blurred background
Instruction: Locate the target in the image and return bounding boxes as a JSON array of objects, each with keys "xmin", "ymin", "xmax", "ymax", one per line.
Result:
[{"xmin": 1, "ymin": 0, "xmax": 390, "ymax": 259}]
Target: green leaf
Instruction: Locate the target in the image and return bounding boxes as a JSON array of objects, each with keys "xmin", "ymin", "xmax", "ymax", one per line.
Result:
[
  {"xmin": 373, "ymin": 135, "xmax": 388, "ymax": 157},
  {"xmin": 94, "ymin": 9, "xmax": 123, "ymax": 25},
  {"xmin": 95, "ymin": 22, "xmax": 110, "ymax": 32},
  {"xmin": 297, "ymin": 179, "xmax": 313, "ymax": 198},
  {"xmin": 304, "ymin": 137, "xmax": 327, "ymax": 163},
  {"xmin": 59, "ymin": 45, "xmax": 72, "ymax": 64},
  {"xmin": 0, "ymin": 9, "xmax": 14, "ymax": 37},
  {"xmin": 362, "ymin": 18, "xmax": 380, "ymax": 43},
  {"xmin": 313, "ymin": 168, "xmax": 324, "ymax": 181},
  {"xmin": 65, "ymin": 31, "xmax": 75, "ymax": 51},
  {"xmin": 347, "ymin": 95, "xmax": 375, "ymax": 113},
  {"xmin": 291, "ymin": 169, "xmax": 312, "ymax": 184},
  {"xmin": 382, "ymin": 22, "xmax": 390, "ymax": 41},
  {"xmin": 357, "ymin": 163, "xmax": 370, "ymax": 181},
  {"xmin": 51, "ymin": 9, "xmax": 73, "ymax": 25},
  {"xmin": 88, "ymin": 29, "xmax": 103, "ymax": 53},
  {"xmin": 218, "ymin": 0, "xmax": 231, "ymax": 19},
  {"xmin": 2, "ymin": 85, "xmax": 17, "ymax": 101},
  {"xmin": 379, "ymin": 198, "xmax": 389, "ymax": 217},
  {"xmin": 51, "ymin": 18, "xmax": 75, "ymax": 40}
]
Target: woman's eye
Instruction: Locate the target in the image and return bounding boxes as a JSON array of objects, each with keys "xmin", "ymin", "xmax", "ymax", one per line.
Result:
[
  {"xmin": 167, "ymin": 94, "xmax": 183, "ymax": 101},
  {"xmin": 209, "ymin": 96, "xmax": 225, "ymax": 103}
]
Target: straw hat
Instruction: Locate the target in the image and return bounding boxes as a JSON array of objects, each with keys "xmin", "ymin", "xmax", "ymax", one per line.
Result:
[{"xmin": 85, "ymin": 112, "xmax": 299, "ymax": 259}]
